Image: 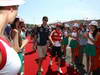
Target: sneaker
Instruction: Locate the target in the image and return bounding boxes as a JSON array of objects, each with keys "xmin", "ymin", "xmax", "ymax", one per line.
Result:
[
  {"xmin": 58, "ymin": 67, "xmax": 63, "ymax": 74},
  {"xmin": 50, "ymin": 60, "xmax": 53, "ymax": 65}
]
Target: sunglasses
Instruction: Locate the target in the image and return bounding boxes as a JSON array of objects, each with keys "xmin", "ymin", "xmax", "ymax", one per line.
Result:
[{"xmin": 43, "ymin": 19, "xmax": 48, "ymax": 22}]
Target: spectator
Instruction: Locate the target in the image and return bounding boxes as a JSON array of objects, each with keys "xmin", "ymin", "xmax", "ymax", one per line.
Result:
[
  {"xmin": 84, "ymin": 21, "xmax": 98, "ymax": 75},
  {"xmin": 49, "ymin": 24, "xmax": 63, "ymax": 73},
  {"xmin": 0, "ymin": 0, "xmax": 25, "ymax": 75},
  {"xmin": 69, "ymin": 23, "xmax": 80, "ymax": 64},
  {"xmin": 36, "ymin": 16, "xmax": 50, "ymax": 73},
  {"xmin": 61, "ymin": 24, "xmax": 70, "ymax": 58}
]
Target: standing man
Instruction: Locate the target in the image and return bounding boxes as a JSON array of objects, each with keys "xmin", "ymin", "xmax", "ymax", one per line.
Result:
[
  {"xmin": 36, "ymin": 16, "xmax": 50, "ymax": 73},
  {"xmin": 49, "ymin": 24, "xmax": 63, "ymax": 73},
  {"xmin": 0, "ymin": 0, "xmax": 25, "ymax": 75}
]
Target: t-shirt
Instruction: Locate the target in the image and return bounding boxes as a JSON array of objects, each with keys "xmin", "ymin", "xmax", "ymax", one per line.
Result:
[
  {"xmin": 36, "ymin": 25, "xmax": 50, "ymax": 46},
  {"xmin": 79, "ymin": 30, "xmax": 87, "ymax": 45},
  {"xmin": 87, "ymin": 32, "xmax": 94, "ymax": 45},
  {"xmin": 20, "ymin": 31, "xmax": 26, "ymax": 40},
  {"xmin": 51, "ymin": 29, "xmax": 63, "ymax": 47}
]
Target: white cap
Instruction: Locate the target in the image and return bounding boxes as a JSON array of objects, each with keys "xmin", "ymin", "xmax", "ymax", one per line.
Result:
[
  {"xmin": 89, "ymin": 21, "xmax": 98, "ymax": 26},
  {"xmin": 73, "ymin": 23, "xmax": 79, "ymax": 27},
  {"xmin": 20, "ymin": 18, "xmax": 24, "ymax": 22},
  {"xmin": 51, "ymin": 25, "xmax": 55, "ymax": 28},
  {"xmin": 0, "ymin": 0, "xmax": 25, "ymax": 6},
  {"xmin": 64, "ymin": 24, "xmax": 70, "ymax": 27}
]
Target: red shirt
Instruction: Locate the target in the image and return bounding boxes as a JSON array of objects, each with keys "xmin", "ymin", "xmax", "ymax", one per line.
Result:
[
  {"xmin": 51, "ymin": 29, "xmax": 62, "ymax": 42},
  {"xmin": 25, "ymin": 36, "xmax": 35, "ymax": 53}
]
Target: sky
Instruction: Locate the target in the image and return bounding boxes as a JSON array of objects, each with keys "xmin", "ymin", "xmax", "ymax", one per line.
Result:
[{"xmin": 18, "ymin": 0, "xmax": 100, "ymax": 24}]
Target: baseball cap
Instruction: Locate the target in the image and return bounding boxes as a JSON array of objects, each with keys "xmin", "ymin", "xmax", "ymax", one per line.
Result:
[
  {"xmin": 55, "ymin": 24, "xmax": 61, "ymax": 27},
  {"xmin": 89, "ymin": 21, "xmax": 98, "ymax": 26},
  {"xmin": 73, "ymin": 23, "xmax": 79, "ymax": 27},
  {"xmin": 64, "ymin": 24, "xmax": 70, "ymax": 27},
  {"xmin": 0, "ymin": 0, "xmax": 25, "ymax": 6}
]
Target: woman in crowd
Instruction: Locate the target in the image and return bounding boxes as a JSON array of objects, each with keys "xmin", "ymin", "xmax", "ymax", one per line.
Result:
[
  {"xmin": 78, "ymin": 23, "xmax": 87, "ymax": 64},
  {"xmin": 23, "ymin": 29, "xmax": 37, "ymax": 75},
  {"xmin": 84, "ymin": 21, "xmax": 98, "ymax": 75},
  {"xmin": 0, "ymin": 0, "xmax": 25, "ymax": 75},
  {"xmin": 20, "ymin": 21, "xmax": 26, "ymax": 41},
  {"xmin": 91, "ymin": 28, "xmax": 100, "ymax": 75},
  {"xmin": 61, "ymin": 24, "xmax": 70, "ymax": 58},
  {"xmin": 69, "ymin": 23, "xmax": 80, "ymax": 64},
  {"xmin": 10, "ymin": 17, "xmax": 26, "ymax": 75},
  {"xmin": 10, "ymin": 17, "xmax": 21, "ymax": 52}
]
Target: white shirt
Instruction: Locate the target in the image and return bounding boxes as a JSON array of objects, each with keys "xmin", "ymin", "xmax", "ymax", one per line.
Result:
[
  {"xmin": 54, "ymin": 41, "xmax": 61, "ymax": 47},
  {"xmin": 87, "ymin": 32, "xmax": 94, "ymax": 45},
  {"xmin": 64, "ymin": 31, "xmax": 68, "ymax": 37},
  {"xmin": 0, "ymin": 39, "xmax": 21, "ymax": 75},
  {"xmin": 72, "ymin": 32, "xmax": 77, "ymax": 40}
]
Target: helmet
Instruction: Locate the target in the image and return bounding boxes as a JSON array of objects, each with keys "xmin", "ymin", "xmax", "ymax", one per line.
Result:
[{"xmin": 0, "ymin": 0, "xmax": 25, "ymax": 6}]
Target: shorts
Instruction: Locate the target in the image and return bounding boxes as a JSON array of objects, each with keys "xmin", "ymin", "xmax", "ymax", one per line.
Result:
[
  {"xmin": 69, "ymin": 40, "xmax": 79, "ymax": 48},
  {"xmin": 51, "ymin": 46, "xmax": 62, "ymax": 58},
  {"xmin": 37, "ymin": 45, "xmax": 47, "ymax": 58},
  {"xmin": 61, "ymin": 37, "xmax": 68, "ymax": 45},
  {"xmin": 84, "ymin": 44, "xmax": 96, "ymax": 56}
]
